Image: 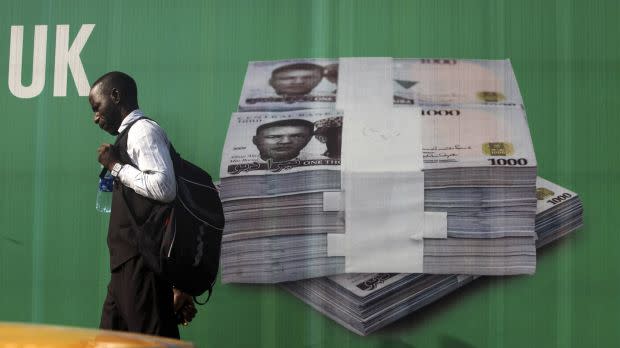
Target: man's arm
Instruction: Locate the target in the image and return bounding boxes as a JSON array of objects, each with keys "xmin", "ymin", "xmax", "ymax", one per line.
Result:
[{"xmin": 116, "ymin": 119, "xmax": 177, "ymax": 202}]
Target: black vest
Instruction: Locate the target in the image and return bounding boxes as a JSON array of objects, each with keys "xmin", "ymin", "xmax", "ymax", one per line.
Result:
[{"xmin": 107, "ymin": 120, "xmax": 167, "ymax": 271}]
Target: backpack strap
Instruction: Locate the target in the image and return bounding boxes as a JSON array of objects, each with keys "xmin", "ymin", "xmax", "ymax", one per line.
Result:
[{"xmin": 193, "ymin": 288, "xmax": 212, "ymax": 306}]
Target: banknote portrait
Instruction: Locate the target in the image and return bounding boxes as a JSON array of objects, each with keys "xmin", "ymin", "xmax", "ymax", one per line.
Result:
[
  {"xmin": 269, "ymin": 63, "xmax": 324, "ymax": 96},
  {"xmin": 239, "ymin": 59, "xmax": 338, "ymax": 111},
  {"xmin": 221, "ymin": 110, "xmax": 343, "ymax": 177},
  {"xmin": 323, "ymin": 63, "xmax": 338, "ymax": 84},
  {"xmin": 253, "ymin": 119, "xmax": 315, "ymax": 162},
  {"xmin": 313, "ymin": 116, "xmax": 342, "ymax": 159}
]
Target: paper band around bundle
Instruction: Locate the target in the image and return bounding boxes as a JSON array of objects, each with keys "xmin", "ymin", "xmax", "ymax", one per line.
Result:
[{"xmin": 326, "ymin": 57, "xmax": 448, "ymax": 274}]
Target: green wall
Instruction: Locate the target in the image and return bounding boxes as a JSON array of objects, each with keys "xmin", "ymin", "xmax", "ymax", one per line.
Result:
[{"xmin": 1, "ymin": 0, "xmax": 618, "ymax": 347}]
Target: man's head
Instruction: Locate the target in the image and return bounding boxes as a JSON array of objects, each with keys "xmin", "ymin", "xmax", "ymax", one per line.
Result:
[
  {"xmin": 269, "ymin": 63, "xmax": 324, "ymax": 96},
  {"xmin": 253, "ymin": 119, "xmax": 314, "ymax": 162},
  {"xmin": 89, "ymin": 71, "xmax": 139, "ymax": 135}
]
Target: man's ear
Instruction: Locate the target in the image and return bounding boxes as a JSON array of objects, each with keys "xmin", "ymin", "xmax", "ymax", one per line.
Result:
[
  {"xmin": 110, "ymin": 88, "xmax": 121, "ymax": 104},
  {"xmin": 252, "ymin": 136, "xmax": 258, "ymax": 145}
]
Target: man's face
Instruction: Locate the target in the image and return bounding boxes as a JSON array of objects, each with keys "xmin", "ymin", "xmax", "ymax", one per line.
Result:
[
  {"xmin": 269, "ymin": 69, "xmax": 323, "ymax": 96},
  {"xmin": 89, "ymin": 84, "xmax": 121, "ymax": 135},
  {"xmin": 253, "ymin": 125, "xmax": 313, "ymax": 162}
]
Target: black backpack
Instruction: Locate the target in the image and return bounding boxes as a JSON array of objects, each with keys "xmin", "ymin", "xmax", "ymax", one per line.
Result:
[{"xmin": 119, "ymin": 119, "xmax": 224, "ymax": 302}]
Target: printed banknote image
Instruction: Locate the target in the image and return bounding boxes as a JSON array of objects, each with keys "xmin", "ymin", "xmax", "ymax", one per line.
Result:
[
  {"xmin": 219, "ymin": 105, "xmax": 536, "ymax": 201},
  {"xmin": 281, "ymin": 177, "xmax": 583, "ymax": 336},
  {"xmin": 393, "ymin": 58, "xmax": 524, "ymax": 106},
  {"xmin": 238, "ymin": 58, "xmax": 523, "ymax": 111},
  {"xmin": 238, "ymin": 59, "xmax": 339, "ymax": 111},
  {"xmin": 418, "ymin": 106, "xmax": 535, "ymax": 170},
  {"xmin": 220, "ymin": 109, "xmax": 343, "ymax": 178},
  {"xmin": 221, "ymin": 57, "xmax": 541, "ymax": 284}
]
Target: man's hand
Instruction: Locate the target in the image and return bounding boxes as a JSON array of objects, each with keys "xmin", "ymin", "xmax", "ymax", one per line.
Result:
[
  {"xmin": 97, "ymin": 143, "xmax": 120, "ymax": 170},
  {"xmin": 173, "ymin": 288, "xmax": 197, "ymax": 326}
]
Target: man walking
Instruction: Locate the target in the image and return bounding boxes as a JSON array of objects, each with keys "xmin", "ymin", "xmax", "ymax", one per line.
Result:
[{"xmin": 90, "ymin": 71, "xmax": 195, "ymax": 338}]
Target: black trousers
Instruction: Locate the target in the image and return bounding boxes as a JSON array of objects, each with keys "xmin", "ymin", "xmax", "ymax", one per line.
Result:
[{"xmin": 100, "ymin": 255, "xmax": 179, "ymax": 339}]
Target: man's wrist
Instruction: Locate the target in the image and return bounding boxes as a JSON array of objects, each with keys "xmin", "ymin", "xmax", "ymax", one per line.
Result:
[{"xmin": 110, "ymin": 162, "xmax": 123, "ymax": 177}]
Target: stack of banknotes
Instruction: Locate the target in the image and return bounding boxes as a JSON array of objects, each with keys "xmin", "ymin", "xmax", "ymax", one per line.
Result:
[
  {"xmin": 281, "ymin": 177, "xmax": 583, "ymax": 335},
  {"xmin": 219, "ymin": 58, "xmax": 542, "ymax": 283}
]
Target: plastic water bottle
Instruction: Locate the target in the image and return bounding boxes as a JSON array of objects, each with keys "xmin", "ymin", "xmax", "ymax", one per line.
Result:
[{"xmin": 96, "ymin": 170, "xmax": 114, "ymax": 213}]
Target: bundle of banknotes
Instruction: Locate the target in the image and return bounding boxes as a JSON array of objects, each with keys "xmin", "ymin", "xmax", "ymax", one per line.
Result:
[
  {"xmin": 220, "ymin": 58, "xmax": 544, "ymax": 283},
  {"xmin": 281, "ymin": 177, "xmax": 583, "ymax": 335}
]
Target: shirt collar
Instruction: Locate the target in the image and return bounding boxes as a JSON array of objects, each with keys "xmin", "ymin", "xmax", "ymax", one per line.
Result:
[{"xmin": 117, "ymin": 109, "xmax": 145, "ymax": 133}]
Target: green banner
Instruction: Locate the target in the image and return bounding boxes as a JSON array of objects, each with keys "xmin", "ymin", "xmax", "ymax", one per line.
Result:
[{"xmin": 1, "ymin": 0, "xmax": 618, "ymax": 347}]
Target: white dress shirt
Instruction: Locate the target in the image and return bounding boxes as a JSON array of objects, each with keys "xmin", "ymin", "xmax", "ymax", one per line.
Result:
[{"xmin": 114, "ymin": 109, "xmax": 177, "ymax": 203}]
